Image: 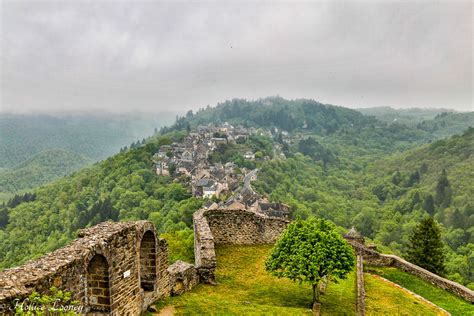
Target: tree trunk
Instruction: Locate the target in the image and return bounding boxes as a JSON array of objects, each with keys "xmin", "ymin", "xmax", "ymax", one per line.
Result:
[{"xmin": 312, "ymin": 282, "xmax": 320, "ymax": 305}]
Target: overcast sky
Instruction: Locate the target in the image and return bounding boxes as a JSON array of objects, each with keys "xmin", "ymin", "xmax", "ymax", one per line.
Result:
[{"xmin": 1, "ymin": 1, "xmax": 472, "ymax": 114}]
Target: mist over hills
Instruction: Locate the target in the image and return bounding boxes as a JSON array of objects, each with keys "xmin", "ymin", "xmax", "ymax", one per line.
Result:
[
  {"xmin": 0, "ymin": 112, "xmax": 176, "ymax": 169},
  {"xmin": 0, "ymin": 112, "xmax": 177, "ymax": 196}
]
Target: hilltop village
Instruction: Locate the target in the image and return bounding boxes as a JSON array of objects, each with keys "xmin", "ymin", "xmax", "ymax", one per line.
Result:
[{"xmin": 152, "ymin": 123, "xmax": 290, "ymax": 218}]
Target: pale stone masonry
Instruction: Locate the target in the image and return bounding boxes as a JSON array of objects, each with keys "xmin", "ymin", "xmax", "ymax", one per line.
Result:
[
  {"xmin": 345, "ymin": 230, "xmax": 474, "ymax": 304},
  {"xmin": 355, "ymin": 255, "xmax": 365, "ymax": 316},
  {"xmin": 0, "ymin": 221, "xmax": 198, "ymax": 315},
  {"xmin": 167, "ymin": 261, "xmax": 199, "ymax": 296},
  {"xmin": 193, "ymin": 207, "xmax": 290, "ymax": 283}
]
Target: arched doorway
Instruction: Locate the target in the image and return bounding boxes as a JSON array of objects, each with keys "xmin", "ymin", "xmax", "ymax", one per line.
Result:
[
  {"xmin": 87, "ymin": 254, "xmax": 111, "ymax": 312},
  {"xmin": 140, "ymin": 230, "xmax": 157, "ymax": 291}
]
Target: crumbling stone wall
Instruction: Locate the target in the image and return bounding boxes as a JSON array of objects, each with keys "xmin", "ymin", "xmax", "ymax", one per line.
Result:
[
  {"xmin": 205, "ymin": 209, "xmax": 289, "ymax": 244},
  {"xmin": 355, "ymin": 255, "xmax": 365, "ymax": 316},
  {"xmin": 0, "ymin": 221, "xmax": 178, "ymax": 315},
  {"xmin": 193, "ymin": 208, "xmax": 289, "ymax": 283},
  {"xmin": 347, "ymin": 239, "xmax": 474, "ymax": 303},
  {"xmin": 167, "ymin": 261, "xmax": 199, "ymax": 296},
  {"xmin": 193, "ymin": 208, "xmax": 217, "ymax": 284}
]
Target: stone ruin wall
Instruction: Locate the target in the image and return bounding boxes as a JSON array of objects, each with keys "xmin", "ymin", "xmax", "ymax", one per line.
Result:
[
  {"xmin": 348, "ymin": 239, "xmax": 474, "ymax": 304},
  {"xmin": 193, "ymin": 208, "xmax": 289, "ymax": 283},
  {"xmin": 3, "ymin": 210, "xmax": 471, "ymax": 315},
  {"xmin": 355, "ymin": 255, "xmax": 365, "ymax": 316},
  {"xmin": 0, "ymin": 221, "xmax": 198, "ymax": 315},
  {"xmin": 206, "ymin": 209, "xmax": 289, "ymax": 244}
]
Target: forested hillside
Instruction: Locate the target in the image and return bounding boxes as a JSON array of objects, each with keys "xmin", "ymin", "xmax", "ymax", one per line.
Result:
[
  {"xmin": 172, "ymin": 97, "xmax": 473, "ymax": 156},
  {"xmin": 0, "ymin": 150, "xmax": 93, "ymax": 192},
  {"xmin": 365, "ymin": 128, "xmax": 474, "ymax": 286},
  {"xmin": 0, "ymin": 112, "xmax": 175, "ymax": 197},
  {"xmin": 0, "ymin": 112, "xmax": 174, "ymax": 169},
  {"xmin": 0, "ymin": 97, "xmax": 472, "ymax": 289},
  {"xmin": 357, "ymin": 106, "xmax": 452, "ymax": 124},
  {"xmin": 0, "ymin": 131, "xmax": 201, "ymax": 268}
]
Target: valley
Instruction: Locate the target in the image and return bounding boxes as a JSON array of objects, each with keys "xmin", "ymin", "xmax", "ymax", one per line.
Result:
[{"xmin": 0, "ymin": 98, "xmax": 473, "ymax": 310}]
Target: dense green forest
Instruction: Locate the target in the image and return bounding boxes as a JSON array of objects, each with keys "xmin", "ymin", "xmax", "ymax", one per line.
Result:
[
  {"xmin": 0, "ymin": 150, "xmax": 93, "ymax": 192},
  {"xmin": 357, "ymin": 106, "xmax": 453, "ymax": 124},
  {"xmin": 0, "ymin": 131, "xmax": 201, "ymax": 268},
  {"xmin": 0, "ymin": 97, "xmax": 472, "ymax": 289},
  {"xmin": 0, "ymin": 113, "xmax": 175, "ymax": 196}
]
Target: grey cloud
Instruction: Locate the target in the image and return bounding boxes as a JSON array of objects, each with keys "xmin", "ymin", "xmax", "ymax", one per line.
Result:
[{"xmin": 1, "ymin": 1, "xmax": 472, "ymax": 113}]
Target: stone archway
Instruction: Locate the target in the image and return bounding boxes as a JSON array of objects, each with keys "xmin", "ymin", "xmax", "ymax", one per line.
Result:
[
  {"xmin": 86, "ymin": 254, "xmax": 111, "ymax": 313},
  {"xmin": 140, "ymin": 230, "xmax": 157, "ymax": 291}
]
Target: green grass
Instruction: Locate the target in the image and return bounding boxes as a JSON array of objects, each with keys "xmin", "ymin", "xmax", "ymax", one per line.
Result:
[
  {"xmin": 365, "ymin": 273, "xmax": 442, "ymax": 315},
  {"xmin": 366, "ymin": 266, "xmax": 474, "ymax": 316},
  {"xmin": 150, "ymin": 246, "xmax": 461, "ymax": 315},
  {"xmin": 151, "ymin": 244, "xmax": 356, "ymax": 315}
]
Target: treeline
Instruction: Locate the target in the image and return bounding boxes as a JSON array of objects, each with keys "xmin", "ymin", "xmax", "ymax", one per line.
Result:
[{"xmin": 165, "ymin": 97, "xmax": 473, "ymax": 157}]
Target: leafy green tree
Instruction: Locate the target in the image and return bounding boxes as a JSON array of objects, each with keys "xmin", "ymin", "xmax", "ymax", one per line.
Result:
[
  {"xmin": 406, "ymin": 217, "xmax": 446, "ymax": 275},
  {"xmin": 265, "ymin": 218, "xmax": 355, "ymax": 306},
  {"xmin": 391, "ymin": 171, "xmax": 402, "ymax": 185},
  {"xmin": 406, "ymin": 170, "xmax": 420, "ymax": 187},
  {"xmin": 435, "ymin": 169, "xmax": 452, "ymax": 208},
  {"xmin": 13, "ymin": 286, "xmax": 78, "ymax": 315},
  {"xmin": 419, "ymin": 162, "xmax": 428, "ymax": 174},
  {"xmin": 297, "ymin": 137, "xmax": 335, "ymax": 166},
  {"xmin": 449, "ymin": 208, "xmax": 465, "ymax": 229},
  {"xmin": 0, "ymin": 207, "xmax": 8, "ymax": 229},
  {"xmin": 423, "ymin": 194, "xmax": 435, "ymax": 215}
]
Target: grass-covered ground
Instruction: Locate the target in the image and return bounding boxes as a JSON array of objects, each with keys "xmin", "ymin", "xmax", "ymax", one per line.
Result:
[
  {"xmin": 150, "ymin": 245, "xmax": 449, "ymax": 315},
  {"xmin": 152, "ymin": 245, "xmax": 316, "ymax": 315},
  {"xmin": 365, "ymin": 273, "xmax": 442, "ymax": 315},
  {"xmin": 366, "ymin": 266, "xmax": 474, "ymax": 316}
]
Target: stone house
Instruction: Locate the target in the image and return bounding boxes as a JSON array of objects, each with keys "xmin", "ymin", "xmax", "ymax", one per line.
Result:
[
  {"xmin": 181, "ymin": 150, "xmax": 193, "ymax": 162},
  {"xmin": 155, "ymin": 161, "xmax": 170, "ymax": 176},
  {"xmin": 193, "ymin": 178, "xmax": 216, "ymax": 197},
  {"xmin": 244, "ymin": 151, "xmax": 255, "ymax": 160},
  {"xmin": 210, "ymin": 137, "xmax": 227, "ymax": 146}
]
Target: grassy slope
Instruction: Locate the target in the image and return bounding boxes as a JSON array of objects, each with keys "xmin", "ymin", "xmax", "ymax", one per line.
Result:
[
  {"xmin": 151, "ymin": 245, "xmax": 444, "ymax": 315},
  {"xmin": 365, "ymin": 273, "xmax": 441, "ymax": 315},
  {"xmin": 366, "ymin": 266, "xmax": 474, "ymax": 315}
]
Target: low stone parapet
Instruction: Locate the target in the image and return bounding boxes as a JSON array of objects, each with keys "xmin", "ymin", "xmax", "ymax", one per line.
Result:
[
  {"xmin": 355, "ymin": 255, "xmax": 365, "ymax": 316},
  {"xmin": 167, "ymin": 261, "xmax": 199, "ymax": 296},
  {"xmin": 347, "ymin": 239, "xmax": 474, "ymax": 303},
  {"xmin": 193, "ymin": 208, "xmax": 217, "ymax": 284}
]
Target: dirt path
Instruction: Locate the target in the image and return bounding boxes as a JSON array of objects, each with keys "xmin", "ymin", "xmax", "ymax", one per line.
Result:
[{"xmin": 153, "ymin": 305, "xmax": 175, "ymax": 316}]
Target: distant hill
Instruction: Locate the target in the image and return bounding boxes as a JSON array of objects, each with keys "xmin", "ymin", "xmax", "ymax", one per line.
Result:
[
  {"xmin": 0, "ymin": 112, "xmax": 175, "ymax": 169},
  {"xmin": 0, "ymin": 112, "xmax": 176, "ymax": 197},
  {"xmin": 415, "ymin": 112, "xmax": 474, "ymax": 140},
  {"xmin": 363, "ymin": 127, "xmax": 474, "ymax": 286},
  {"xmin": 0, "ymin": 149, "xmax": 93, "ymax": 193},
  {"xmin": 357, "ymin": 106, "xmax": 454, "ymax": 124},
  {"xmin": 175, "ymin": 97, "xmax": 474, "ymax": 157}
]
